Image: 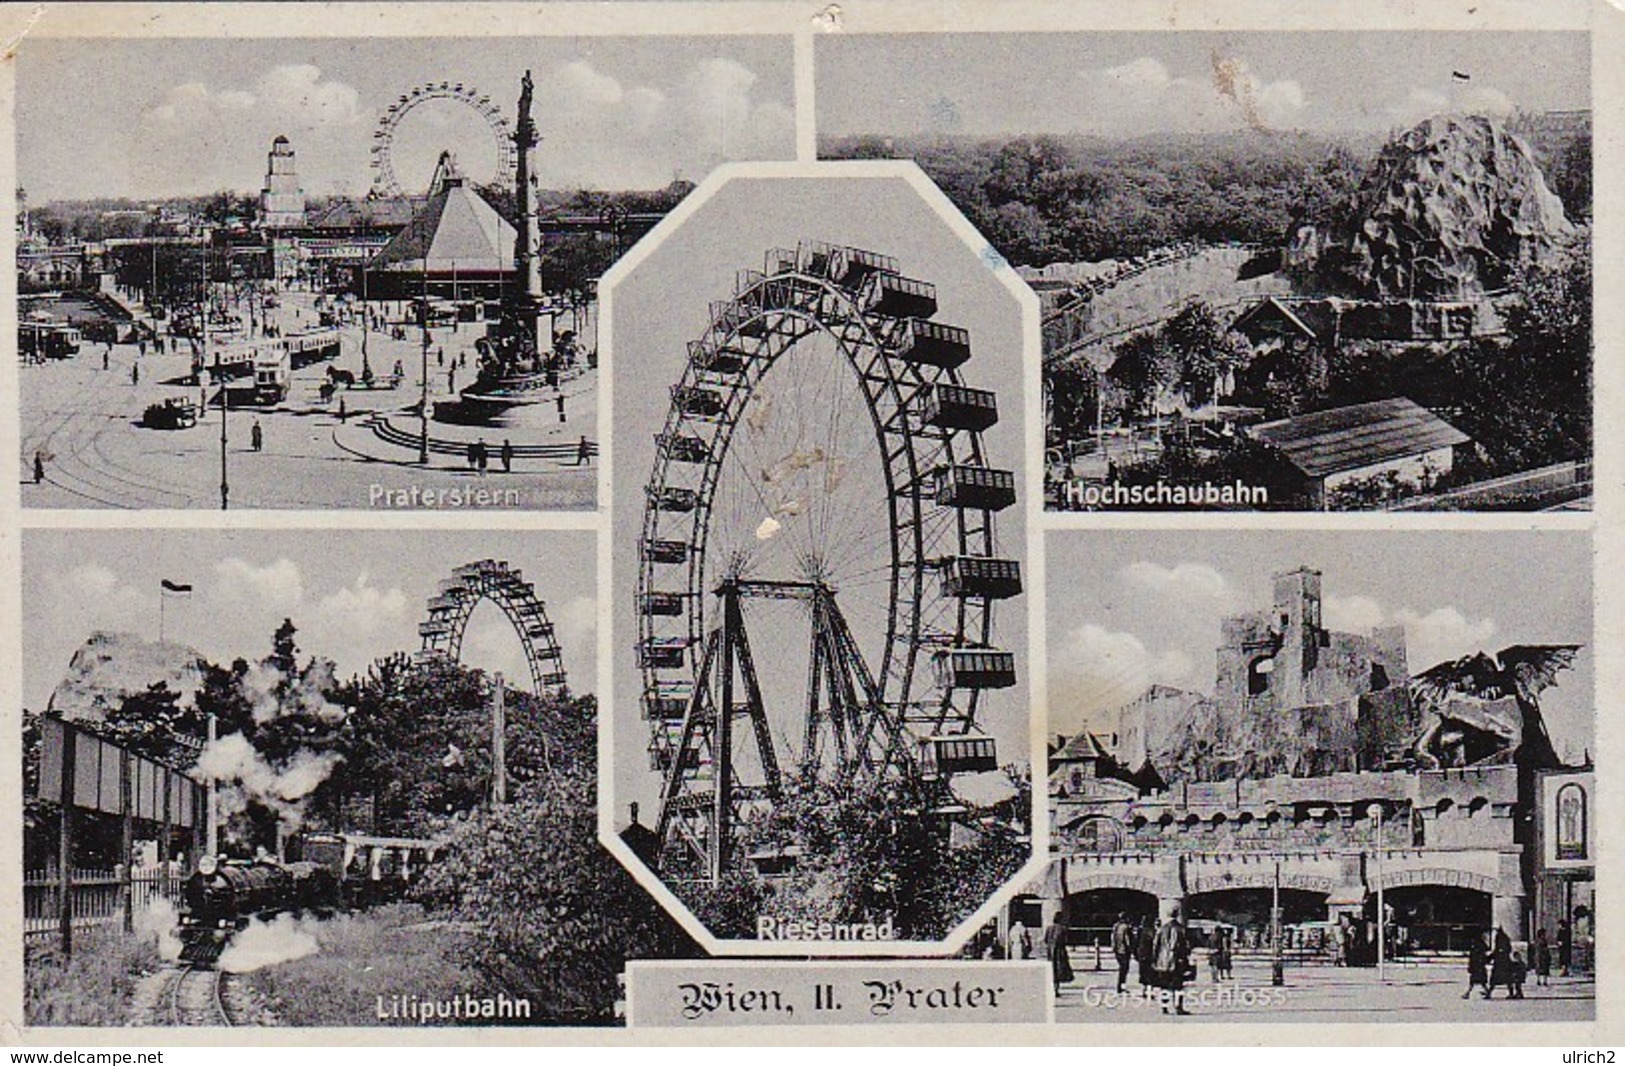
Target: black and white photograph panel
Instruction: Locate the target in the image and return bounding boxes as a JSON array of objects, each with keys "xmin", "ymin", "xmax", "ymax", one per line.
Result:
[
  {"xmin": 817, "ymin": 32, "xmax": 1591, "ymax": 512},
  {"xmin": 1023, "ymin": 530, "xmax": 1592, "ymax": 1022},
  {"xmin": 16, "ymin": 35, "xmax": 794, "ymax": 510},
  {"xmin": 19, "ymin": 529, "xmax": 700, "ymax": 1028},
  {"xmin": 605, "ymin": 169, "xmax": 1040, "ymax": 949}
]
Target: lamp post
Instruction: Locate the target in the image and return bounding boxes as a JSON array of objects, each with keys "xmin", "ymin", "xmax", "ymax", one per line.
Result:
[
  {"xmin": 1271, "ymin": 857, "xmax": 1284, "ymax": 986},
  {"xmin": 1368, "ymin": 802, "xmax": 1386, "ymax": 983}
]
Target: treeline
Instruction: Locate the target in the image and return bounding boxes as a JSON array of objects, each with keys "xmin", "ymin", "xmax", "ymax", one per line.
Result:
[{"xmin": 821, "ymin": 113, "xmax": 1591, "ymax": 268}]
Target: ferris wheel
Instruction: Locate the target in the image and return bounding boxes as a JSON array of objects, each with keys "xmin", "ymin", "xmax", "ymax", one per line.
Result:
[
  {"xmin": 634, "ymin": 242, "xmax": 1023, "ymax": 880},
  {"xmin": 370, "ymin": 81, "xmax": 517, "ymax": 198},
  {"xmin": 416, "ymin": 559, "xmax": 566, "ymax": 698}
]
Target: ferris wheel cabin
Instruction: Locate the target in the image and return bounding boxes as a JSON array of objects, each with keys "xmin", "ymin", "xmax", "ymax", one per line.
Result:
[
  {"xmin": 934, "ymin": 464, "xmax": 1017, "ymax": 511},
  {"xmin": 919, "ymin": 734, "xmax": 1000, "ymax": 777},
  {"xmin": 936, "ymin": 647, "xmax": 1018, "ymax": 690},
  {"xmin": 923, "ymin": 382, "xmax": 1000, "ymax": 432}
]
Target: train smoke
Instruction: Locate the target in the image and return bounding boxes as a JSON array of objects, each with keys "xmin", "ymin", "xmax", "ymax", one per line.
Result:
[
  {"xmin": 195, "ymin": 733, "xmax": 342, "ymax": 829},
  {"xmin": 241, "ymin": 658, "xmax": 345, "ymax": 726},
  {"xmin": 134, "ymin": 896, "xmax": 184, "ymax": 962},
  {"xmin": 216, "ymin": 913, "xmax": 321, "ymax": 973}
]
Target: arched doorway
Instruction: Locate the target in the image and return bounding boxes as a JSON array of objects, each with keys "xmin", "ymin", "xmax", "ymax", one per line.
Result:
[
  {"xmin": 1065, "ymin": 887, "xmax": 1158, "ymax": 948},
  {"xmin": 1187, "ymin": 887, "xmax": 1328, "ymax": 952},
  {"xmin": 1381, "ymin": 884, "xmax": 1491, "ymax": 953}
]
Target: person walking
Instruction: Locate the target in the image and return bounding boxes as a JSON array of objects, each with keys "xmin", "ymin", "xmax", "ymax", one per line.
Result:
[
  {"xmin": 251, "ymin": 419, "xmax": 263, "ymax": 452},
  {"xmin": 338, "ymin": 396, "xmax": 347, "ymax": 423},
  {"xmin": 1152, "ymin": 903, "xmax": 1192, "ymax": 1015},
  {"xmin": 1558, "ymin": 918, "xmax": 1573, "ymax": 976},
  {"xmin": 474, "ymin": 438, "xmax": 489, "ymax": 477},
  {"xmin": 1110, "ymin": 912, "xmax": 1135, "ymax": 992},
  {"xmin": 103, "ymin": 344, "xmax": 110, "ymax": 371},
  {"xmin": 556, "ymin": 391, "xmax": 567, "ymax": 423},
  {"xmin": 500, "ymin": 438, "xmax": 514, "ymax": 474},
  {"xmin": 1135, "ymin": 915, "xmax": 1157, "ymax": 990},
  {"xmin": 131, "ymin": 362, "xmax": 139, "ymax": 386},
  {"xmin": 1008, "ymin": 920, "xmax": 1031, "ymax": 961},
  {"xmin": 33, "ymin": 450, "xmax": 45, "ymax": 485},
  {"xmin": 1535, "ymin": 928, "xmax": 1553, "ymax": 987},
  {"xmin": 576, "ymin": 434, "xmax": 592, "ymax": 467},
  {"xmin": 1042, "ymin": 913, "xmax": 1073, "ymax": 998},
  {"xmin": 466, "ymin": 440, "xmax": 478, "ymax": 472},
  {"xmin": 1486, "ymin": 925, "xmax": 1513, "ymax": 998},
  {"xmin": 1463, "ymin": 929, "xmax": 1490, "ymax": 999}
]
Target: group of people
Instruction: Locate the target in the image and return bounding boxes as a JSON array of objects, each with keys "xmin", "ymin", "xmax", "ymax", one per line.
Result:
[
  {"xmin": 1003, "ymin": 908, "xmax": 1196, "ymax": 1015},
  {"xmin": 465, "ymin": 438, "xmax": 515, "ymax": 476},
  {"xmin": 1464, "ymin": 925, "xmax": 1567, "ymax": 1000}
]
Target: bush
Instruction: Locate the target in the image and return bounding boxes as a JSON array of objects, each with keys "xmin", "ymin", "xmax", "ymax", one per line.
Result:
[{"xmin": 25, "ymin": 926, "xmax": 159, "ymax": 1027}]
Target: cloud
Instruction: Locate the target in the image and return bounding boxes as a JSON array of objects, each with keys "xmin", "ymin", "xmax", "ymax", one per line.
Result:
[
  {"xmin": 143, "ymin": 65, "xmax": 362, "ymax": 133},
  {"xmin": 1395, "ymin": 606, "xmax": 1498, "ymax": 673},
  {"xmin": 1122, "ymin": 561, "xmax": 1232, "ymax": 604},
  {"xmin": 1075, "ymin": 52, "xmax": 1308, "ymax": 135},
  {"xmin": 1049, "ymin": 623, "xmax": 1193, "ymax": 731},
  {"xmin": 556, "ymin": 595, "xmax": 598, "ymax": 667},
  {"xmin": 1321, "ymin": 592, "xmax": 1498, "ymax": 674},
  {"xmin": 1324, "ymin": 594, "xmax": 1386, "ymax": 633},
  {"xmin": 213, "ymin": 557, "xmax": 304, "ymax": 612},
  {"xmin": 1386, "ymin": 83, "xmax": 1517, "ymax": 127},
  {"xmin": 306, "ymin": 572, "xmax": 410, "ymax": 658},
  {"xmin": 538, "ymin": 56, "xmax": 794, "ymax": 188}
]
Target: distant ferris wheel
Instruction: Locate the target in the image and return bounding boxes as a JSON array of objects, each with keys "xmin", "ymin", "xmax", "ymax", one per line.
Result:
[{"xmin": 370, "ymin": 81, "xmax": 517, "ymax": 198}]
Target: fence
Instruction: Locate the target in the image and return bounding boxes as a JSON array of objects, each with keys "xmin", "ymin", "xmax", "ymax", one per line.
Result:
[{"xmin": 24, "ymin": 867, "xmax": 184, "ymax": 941}]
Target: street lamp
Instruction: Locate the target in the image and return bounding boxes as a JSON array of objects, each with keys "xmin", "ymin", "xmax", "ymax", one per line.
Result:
[
  {"xmin": 1368, "ymin": 802, "xmax": 1386, "ymax": 983},
  {"xmin": 1271, "ymin": 857, "xmax": 1285, "ymax": 986}
]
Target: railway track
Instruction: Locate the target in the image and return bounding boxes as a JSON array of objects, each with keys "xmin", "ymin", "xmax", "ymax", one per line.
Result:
[{"xmin": 165, "ymin": 963, "xmax": 234, "ymax": 1027}]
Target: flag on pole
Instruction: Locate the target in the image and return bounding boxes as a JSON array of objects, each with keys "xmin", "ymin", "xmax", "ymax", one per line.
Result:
[{"xmin": 160, "ymin": 579, "xmax": 193, "ymax": 594}]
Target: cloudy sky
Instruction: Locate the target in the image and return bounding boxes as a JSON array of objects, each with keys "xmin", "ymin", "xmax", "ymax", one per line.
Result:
[
  {"xmin": 18, "ymin": 36, "xmax": 794, "ymax": 203},
  {"xmin": 816, "ymin": 32, "xmax": 1588, "ymax": 138},
  {"xmin": 1045, "ymin": 529, "xmax": 1593, "ymax": 763},
  {"xmin": 22, "ymin": 529, "xmax": 598, "ymax": 712}
]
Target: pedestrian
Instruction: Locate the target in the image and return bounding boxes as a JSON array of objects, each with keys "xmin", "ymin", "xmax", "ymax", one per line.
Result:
[
  {"xmin": 1535, "ymin": 928, "xmax": 1553, "ymax": 987},
  {"xmin": 33, "ymin": 450, "xmax": 45, "ymax": 485},
  {"xmin": 1558, "ymin": 918, "xmax": 1573, "ymax": 976},
  {"xmin": 437, "ymin": 348, "xmax": 445, "ymax": 368},
  {"xmin": 1042, "ymin": 913, "xmax": 1073, "ymax": 997},
  {"xmin": 1008, "ymin": 920, "xmax": 1032, "ymax": 961},
  {"xmin": 475, "ymin": 438, "xmax": 489, "ymax": 477},
  {"xmin": 556, "ymin": 391, "xmax": 567, "ymax": 423},
  {"xmin": 500, "ymin": 438, "xmax": 514, "ymax": 474},
  {"xmin": 155, "ymin": 334, "xmax": 165, "ymax": 355},
  {"xmin": 102, "ymin": 345, "xmax": 110, "ymax": 371},
  {"xmin": 1110, "ymin": 912, "xmax": 1134, "ymax": 992},
  {"xmin": 1487, "ymin": 925, "xmax": 1513, "ymax": 998},
  {"xmin": 338, "ymin": 396, "xmax": 347, "ymax": 423},
  {"xmin": 131, "ymin": 363, "xmax": 139, "ymax": 386},
  {"xmin": 1463, "ymin": 929, "xmax": 1490, "ymax": 999},
  {"xmin": 1152, "ymin": 903, "xmax": 1192, "ymax": 1015},
  {"xmin": 251, "ymin": 419, "xmax": 263, "ymax": 452},
  {"xmin": 1135, "ymin": 915, "xmax": 1156, "ymax": 990},
  {"xmin": 138, "ymin": 337, "xmax": 147, "ymax": 358},
  {"xmin": 1509, "ymin": 949, "xmax": 1528, "ymax": 1000},
  {"xmin": 466, "ymin": 441, "xmax": 478, "ymax": 471},
  {"xmin": 449, "ymin": 366, "xmax": 457, "ymax": 393},
  {"xmin": 1212, "ymin": 925, "xmax": 1233, "ymax": 981},
  {"xmin": 576, "ymin": 434, "xmax": 592, "ymax": 467}
]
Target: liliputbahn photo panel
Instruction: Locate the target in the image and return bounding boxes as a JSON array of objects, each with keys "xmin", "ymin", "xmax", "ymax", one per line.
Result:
[{"xmin": 7, "ymin": 3, "xmax": 1610, "ymax": 1046}]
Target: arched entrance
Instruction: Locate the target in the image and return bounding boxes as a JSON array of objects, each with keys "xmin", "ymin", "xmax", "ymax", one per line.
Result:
[
  {"xmin": 1381, "ymin": 884, "xmax": 1491, "ymax": 953},
  {"xmin": 1186, "ymin": 887, "xmax": 1329, "ymax": 952},
  {"xmin": 1065, "ymin": 887, "xmax": 1158, "ymax": 948}
]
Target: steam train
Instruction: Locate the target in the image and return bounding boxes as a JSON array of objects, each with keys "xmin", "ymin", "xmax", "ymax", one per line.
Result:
[{"xmin": 178, "ymin": 831, "xmax": 441, "ymax": 963}]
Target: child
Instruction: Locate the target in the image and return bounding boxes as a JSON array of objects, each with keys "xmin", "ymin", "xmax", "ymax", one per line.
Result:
[{"xmin": 1508, "ymin": 949, "xmax": 1528, "ymax": 1000}]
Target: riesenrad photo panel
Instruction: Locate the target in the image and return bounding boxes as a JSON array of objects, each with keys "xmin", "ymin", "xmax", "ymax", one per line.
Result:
[{"xmin": 603, "ymin": 166, "xmax": 1044, "ymax": 953}]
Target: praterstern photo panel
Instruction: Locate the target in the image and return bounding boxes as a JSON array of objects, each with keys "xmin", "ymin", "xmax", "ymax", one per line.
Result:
[
  {"xmin": 817, "ymin": 31, "xmax": 1592, "ymax": 513},
  {"xmin": 604, "ymin": 167, "xmax": 1043, "ymax": 953},
  {"xmin": 15, "ymin": 35, "xmax": 794, "ymax": 510},
  {"xmin": 1036, "ymin": 528, "xmax": 1593, "ymax": 1022}
]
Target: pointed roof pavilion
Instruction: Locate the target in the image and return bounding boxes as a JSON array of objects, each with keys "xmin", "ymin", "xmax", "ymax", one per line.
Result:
[{"xmin": 369, "ymin": 151, "xmax": 517, "ymax": 278}]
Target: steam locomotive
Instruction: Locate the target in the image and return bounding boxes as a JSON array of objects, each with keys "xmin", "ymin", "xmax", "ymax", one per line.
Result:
[{"xmin": 178, "ymin": 832, "xmax": 441, "ymax": 963}]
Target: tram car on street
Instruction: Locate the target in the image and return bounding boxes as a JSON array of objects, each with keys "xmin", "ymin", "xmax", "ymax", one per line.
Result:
[{"xmin": 19, "ymin": 322, "xmax": 83, "ymax": 362}]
